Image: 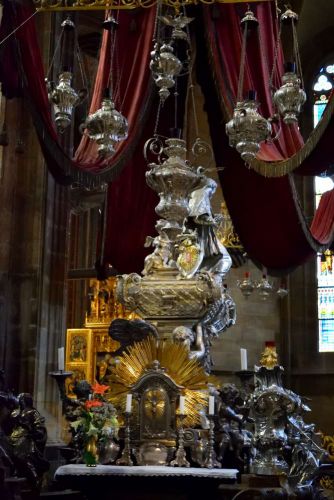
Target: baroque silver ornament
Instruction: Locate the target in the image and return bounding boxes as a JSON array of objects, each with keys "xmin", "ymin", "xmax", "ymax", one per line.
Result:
[
  {"xmin": 237, "ymin": 272, "xmax": 255, "ymax": 298},
  {"xmin": 82, "ymin": 95, "xmax": 128, "ymax": 160},
  {"xmin": 47, "ymin": 71, "xmax": 80, "ymax": 133},
  {"xmin": 226, "ymin": 96, "xmax": 272, "ymax": 163},
  {"xmin": 150, "ymin": 43, "xmax": 182, "ymax": 102},
  {"xmin": 159, "ymin": 13, "xmax": 194, "ymax": 41},
  {"xmin": 116, "ymin": 135, "xmax": 234, "ymax": 372},
  {"xmin": 273, "ymin": 68, "xmax": 306, "ymax": 125},
  {"xmin": 256, "ymin": 275, "xmax": 273, "ymax": 301}
]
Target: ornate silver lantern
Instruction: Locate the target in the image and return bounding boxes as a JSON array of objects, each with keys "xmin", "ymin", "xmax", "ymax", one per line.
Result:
[
  {"xmin": 83, "ymin": 96, "xmax": 128, "ymax": 160},
  {"xmin": 237, "ymin": 272, "xmax": 255, "ymax": 298},
  {"xmin": 273, "ymin": 65, "xmax": 306, "ymax": 125},
  {"xmin": 225, "ymin": 9, "xmax": 271, "ymax": 163},
  {"xmin": 47, "ymin": 72, "xmax": 80, "ymax": 133},
  {"xmin": 226, "ymin": 96, "xmax": 272, "ymax": 163},
  {"xmin": 150, "ymin": 43, "xmax": 182, "ymax": 102},
  {"xmin": 277, "ymin": 286, "xmax": 288, "ymax": 299},
  {"xmin": 46, "ymin": 18, "xmax": 88, "ymax": 133},
  {"xmin": 272, "ymin": 9, "xmax": 306, "ymax": 126},
  {"xmin": 256, "ymin": 275, "xmax": 273, "ymax": 301}
]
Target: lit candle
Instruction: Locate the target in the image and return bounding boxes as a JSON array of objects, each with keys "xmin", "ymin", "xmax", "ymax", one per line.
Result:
[
  {"xmin": 208, "ymin": 395, "xmax": 215, "ymax": 415},
  {"xmin": 240, "ymin": 348, "xmax": 248, "ymax": 371},
  {"xmin": 58, "ymin": 347, "xmax": 65, "ymax": 371},
  {"xmin": 126, "ymin": 393, "xmax": 132, "ymax": 413},
  {"xmin": 179, "ymin": 395, "xmax": 185, "ymax": 414}
]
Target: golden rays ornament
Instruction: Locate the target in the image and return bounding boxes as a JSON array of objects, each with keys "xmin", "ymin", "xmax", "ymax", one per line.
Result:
[{"xmin": 107, "ymin": 337, "xmax": 210, "ymax": 427}]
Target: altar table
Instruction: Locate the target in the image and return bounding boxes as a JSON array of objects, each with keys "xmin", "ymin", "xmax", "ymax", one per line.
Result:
[{"xmin": 55, "ymin": 465, "xmax": 239, "ymax": 500}]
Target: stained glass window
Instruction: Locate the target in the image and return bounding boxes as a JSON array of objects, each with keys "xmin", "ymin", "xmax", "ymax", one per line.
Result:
[{"xmin": 313, "ymin": 66, "xmax": 334, "ymax": 352}]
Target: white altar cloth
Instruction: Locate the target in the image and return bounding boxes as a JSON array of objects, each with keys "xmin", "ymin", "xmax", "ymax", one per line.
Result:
[{"xmin": 55, "ymin": 464, "xmax": 239, "ymax": 480}]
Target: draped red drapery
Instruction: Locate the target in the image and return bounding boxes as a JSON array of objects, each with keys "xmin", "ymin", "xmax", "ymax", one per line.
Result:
[{"xmin": 202, "ymin": 2, "xmax": 334, "ymax": 273}]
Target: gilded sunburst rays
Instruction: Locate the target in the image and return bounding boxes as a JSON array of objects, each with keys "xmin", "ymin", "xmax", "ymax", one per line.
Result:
[{"xmin": 107, "ymin": 337, "xmax": 209, "ymax": 427}]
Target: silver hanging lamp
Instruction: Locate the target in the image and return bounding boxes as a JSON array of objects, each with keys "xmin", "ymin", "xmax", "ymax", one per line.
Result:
[
  {"xmin": 81, "ymin": 14, "xmax": 128, "ymax": 160},
  {"xmin": 273, "ymin": 8, "xmax": 306, "ymax": 125},
  {"xmin": 226, "ymin": 9, "xmax": 271, "ymax": 163},
  {"xmin": 46, "ymin": 18, "xmax": 88, "ymax": 133},
  {"xmin": 83, "ymin": 89, "xmax": 128, "ymax": 160}
]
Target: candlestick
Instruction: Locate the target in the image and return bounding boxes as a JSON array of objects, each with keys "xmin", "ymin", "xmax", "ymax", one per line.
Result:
[
  {"xmin": 240, "ymin": 348, "xmax": 248, "ymax": 371},
  {"xmin": 170, "ymin": 414, "xmax": 190, "ymax": 468},
  {"xmin": 204, "ymin": 415, "xmax": 221, "ymax": 469},
  {"xmin": 58, "ymin": 347, "xmax": 65, "ymax": 371},
  {"xmin": 49, "ymin": 370, "xmax": 73, "ymax": 413},
  {"xmin": 179, "ymin": 395, "xmax": 185, "ymax": 414},
  {"xmin": 126, "ymin": 393, "xmax": 132, "ymax": 413},
  {"xmin": 116, "ymin": 412, "xmax": 134, "ymax": 466},
  {"xmin": 208, "ymin": 395, "xmax": 215, "ymax": 416}
]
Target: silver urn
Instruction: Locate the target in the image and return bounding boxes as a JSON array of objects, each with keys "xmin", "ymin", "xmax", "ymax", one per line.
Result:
[{"xmin": 136, "ymin": 442, "xmax": 169, "ymax": 466}]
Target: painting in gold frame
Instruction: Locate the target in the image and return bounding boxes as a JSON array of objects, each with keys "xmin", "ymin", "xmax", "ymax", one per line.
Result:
[
  {"xmin": 92, "ymin": 329, "xmax": 120, "ymax": 384},
  {"xmin": 66, "ymin": 328, "xmax": 93, "ymax": 364}
]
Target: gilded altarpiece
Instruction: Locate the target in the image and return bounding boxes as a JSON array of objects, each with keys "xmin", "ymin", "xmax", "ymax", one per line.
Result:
[{"xmin": 65, "ymin": 278, "xmax": 136, "ymax": 394}]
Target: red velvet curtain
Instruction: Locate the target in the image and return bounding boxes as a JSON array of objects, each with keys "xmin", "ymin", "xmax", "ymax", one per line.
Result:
[
  {"xmin": 311, "ymin": 190, "xmax": 334, "ymax": 245},
  {"xmin": 202, "ymin": 2, "xmax": 332, "ymax": 273}
]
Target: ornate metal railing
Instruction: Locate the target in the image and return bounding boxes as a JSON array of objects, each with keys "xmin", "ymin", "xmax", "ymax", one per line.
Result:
[{"xmin": 34, "ymin": 0, "xmax": 270, "ymax": 12}]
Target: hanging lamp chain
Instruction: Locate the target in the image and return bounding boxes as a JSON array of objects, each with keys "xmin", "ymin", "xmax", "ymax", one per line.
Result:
[
  {"xmin": 292, "ymin": 19, "xmax": 304, "ymax": 89},
  {"xmin": 237, "ymin": 21, "xmax": 248, "ymax": 103},
  {"xmin": 269, "ymin": 21, "xmax": 282, "ymax": 92}
]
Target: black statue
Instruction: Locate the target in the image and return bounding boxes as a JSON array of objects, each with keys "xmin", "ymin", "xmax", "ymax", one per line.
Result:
[
  {"xmin": 0, "ymin": 391, "xmax": 17, "ymax": 472},
  {"xmin": 9, "ymin": 393, "xmax": 49, "ymax": 487},
  {"xmin": 216, "ymin": 383, "xmax": 253, "ymax": 469},
  {"xmin": 109, "ymin": 318, "xmax": 158, "ymax": 355}
]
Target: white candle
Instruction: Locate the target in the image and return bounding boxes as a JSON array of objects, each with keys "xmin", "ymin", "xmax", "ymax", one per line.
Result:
[
  {"xmin": 58, "ymin": 347, "xmax": 65, "ymax": 371},
  {"xmin": 240, "ymin": 348, "xmax": 248, "ymax": 371},
  {"xmin": 208, "ymin": 395, "xmax": 215, "ymax": 415},
  {"xmin": 126, "ymin": 393, "xmax": 132, "ymax": 413},
  {"xmin": 179, "ymin": 395, "xmax": 185, "ymax": 414}
]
